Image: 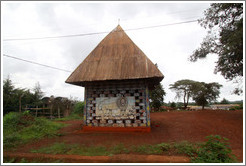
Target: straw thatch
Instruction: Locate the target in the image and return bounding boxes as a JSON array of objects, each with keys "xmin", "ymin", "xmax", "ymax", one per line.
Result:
[{"xmin": 66, "ymin": 25, "xmax": 164, "ymax": 86}]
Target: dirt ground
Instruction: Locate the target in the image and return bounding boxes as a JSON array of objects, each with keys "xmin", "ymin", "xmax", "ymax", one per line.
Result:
[{"xmin": 5, "ymin": 109, "xmax": 243, "ymax": 162}]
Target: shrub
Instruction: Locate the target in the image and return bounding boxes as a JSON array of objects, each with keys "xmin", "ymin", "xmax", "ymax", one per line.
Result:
[
  {"xmin": 170, "ymin": 102, "xmax": 176, "ymax": 108},
  {"xmin": 3, "ymin": 112, "xmax": 65, "ymax": 149},
  {"xmin": 230, "ymin": 103, "xmax": 243, "ymax": 110},
  {"xmin": 73, "ymin": 101, "xmax": 84, "ymax": 115},
  {"xmin": 192, "ymin": 135, "xmax": 237, "ymax": 163},
  {"xmin": 173, "ymin": 141, "xmax": 197, "ymax": 156},
  {"xmin": 3, "ymin": 112, "xmax": 22, "ymax": 134}
]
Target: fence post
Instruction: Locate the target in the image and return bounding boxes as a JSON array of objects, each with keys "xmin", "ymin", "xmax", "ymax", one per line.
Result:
[
  {"xmin": 58, "ymin": 106, "xmax": 60, "ymax": 119},
  {"xmin": 36, "ymin": 106, "xmax": 38, "ymax": 117}
]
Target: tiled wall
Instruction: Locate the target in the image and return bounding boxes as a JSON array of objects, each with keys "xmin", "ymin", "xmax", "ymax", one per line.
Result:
[{"xmin": 84, "ymin": 84, "xmax": 150, "ymax": 127}]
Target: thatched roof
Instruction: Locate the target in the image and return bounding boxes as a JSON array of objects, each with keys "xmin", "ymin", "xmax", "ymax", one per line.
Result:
[{"xmin": 66, "ymin": 25, "xmax": 164, "ymax": 86}]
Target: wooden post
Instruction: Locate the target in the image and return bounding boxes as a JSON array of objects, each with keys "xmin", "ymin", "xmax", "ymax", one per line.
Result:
[
  {"xmin": 36, "ymin": 106, "xmax": 38, "ymax": 117},
  {"xmin": 19, "ymin": 95, "xmax": 22, "ymax": 113},
  {"xmin": 19, "ymin": 94, "xmax": 25, "ymax": 113},
  {"xmin": 58, "ymin": 106, "xmax": 60, "ymax": 119}
]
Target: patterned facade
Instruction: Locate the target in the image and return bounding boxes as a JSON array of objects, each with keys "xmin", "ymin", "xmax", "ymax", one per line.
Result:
[{"xmin": 83, "ymin": 83, "xmax": 151, "ymax": 128}]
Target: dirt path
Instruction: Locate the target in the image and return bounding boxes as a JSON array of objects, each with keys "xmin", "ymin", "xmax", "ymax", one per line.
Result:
[{"xmin": 5, "ymin": 110, "xmax": 243, "ymax": 162}]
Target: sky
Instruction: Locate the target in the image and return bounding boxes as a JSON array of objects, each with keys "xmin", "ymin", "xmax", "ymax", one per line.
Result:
[{"xmin": 1, "ymin": 1, "xmax": 244, "ymax": 103}]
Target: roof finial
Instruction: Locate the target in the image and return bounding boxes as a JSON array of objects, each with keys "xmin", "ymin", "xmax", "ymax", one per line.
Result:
[{"xmin": 118, "ymin": 18, "xmax": 120, "ymax": 25}]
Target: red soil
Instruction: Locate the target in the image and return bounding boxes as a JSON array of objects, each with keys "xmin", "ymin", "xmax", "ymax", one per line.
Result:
[{"xmin": 4, "ymin": 109, "xmax": 243, "ymax": 163}]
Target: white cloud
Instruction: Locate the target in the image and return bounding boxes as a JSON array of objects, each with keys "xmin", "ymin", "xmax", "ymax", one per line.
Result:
[{"xmin": 1, "ymin": 2, "xmax": 243, "ymax": 103}]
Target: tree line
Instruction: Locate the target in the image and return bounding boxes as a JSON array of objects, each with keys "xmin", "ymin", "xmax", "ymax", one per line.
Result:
[
  {"xmin": 3, "ymin": 77, "xmax": 44, "ymax": 115},
  {"xmin": 149, "ymin": 79, "xmax": 222, "ymax": 110},
  {"xmin": 3, "ymin": 77, "xmax": 79, "ymax": 117}
]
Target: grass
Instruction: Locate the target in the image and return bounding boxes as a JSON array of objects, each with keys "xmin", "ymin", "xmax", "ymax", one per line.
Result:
[
  {"xmin": 3, "ymin": 112, "xmax": 66, "ymax": 149},
  {"xmin": 31, "ymin": 142, "xmax": 197, "ymax": 156},
  {"xmin": 30, "ymin": 135, "xmax": 238, "ymax": 163},
  {"xmin": 3, "ymin": 157, "xmax": 64, "ymax": 163},
  {"xmin": 173, "ymin": 141, "xmax": 200, "ymax": 156},
  {"xmin": 31, "ymin": 143, "xmax": 110, "ymax": 156}
]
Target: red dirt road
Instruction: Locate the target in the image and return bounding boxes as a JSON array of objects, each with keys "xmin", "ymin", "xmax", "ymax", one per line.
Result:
[{"xmin": 5, "ymin": 110, "xmax": 243, "ymax": 162}]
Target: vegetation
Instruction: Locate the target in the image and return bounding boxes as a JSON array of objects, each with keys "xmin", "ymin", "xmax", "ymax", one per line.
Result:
[
  {"xmin": 192, "ymin": 82, "xmax": 222, "ymax": 109},
  {"xmin": 3, "ymin": 77, "xmax": 78, "ymax": 119},
  {"xmin": 169, "ymin": 79, "xmax": 197, "ymax": 109},
  {"xmin": 3, "ymin": 77, "xmax": 44, "ymax": 115},
  {"xmin": 170, "ymin": 79, "xmax": 222, "ymax": 109},
  {"xmin": 54, "ymin": 101, "xmax": 84, "ymax": 121},
  {"xmin": 229, "ymin": 103, "xmax": 243, "ymax": 110},
  {"xmin": 149, "ymin": 64, "xmax": 166, "ymax": 111},
  {"xmin": 72, "ymin": 101, "xmax": 84, "ymax": 115},
  {"xmin": 149, "ymin": 84, "xmax": 166, "ymax": 111},
  {"xmin": 3, "ymin": 112, "xmax": 65, "ymax": 149},
  {"xmin": 30, "ymin": 135, "xmax": 237, "ymax": 163},
  {"xmin": 3, "ymin": 157, "xmax": 64, "ymax": 163},
  {"xmin": 191, "ymin": 135, "xmax": 237, "ymax": 163},
  {"xmin": 190, "ymin": 3, "xmax": 243, "ymax": 94},
  {"xmin": 220, "ymin": 98, "xmax": 230, "ymax": 104},
  {"xmin": 170, "ymin": 102, "xmax": 176, "ymax": 108}
]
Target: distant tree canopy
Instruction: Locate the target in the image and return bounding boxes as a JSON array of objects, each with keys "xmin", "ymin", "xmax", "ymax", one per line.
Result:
[
  {"xmin": 189, "ymin": 3, "xmax": 243, "ymax": 94},
  {"xmin": 192, "ymin": 82, "xmax": 222, "ymax": 109},
  {"xmin": 3, "ymin": 77, "xmax": 78, "ymax": 117},
  {"xmin": 169, "ymin": 79, "xmax": 197, "ymax": 109},
  {"xmin": 170, "ymin": 79, "xmax": 222, "ymax": 109},
  {"xmin": 149, "ymin": 83, "xmax": 166, "ymax": 110},
  {"xmin": 220, "ymin": 98, "xmax": 230, "ymax": 104},
  {"xmin": 3, "ymin": 77, "xmax": 44, "ymax": 115}
]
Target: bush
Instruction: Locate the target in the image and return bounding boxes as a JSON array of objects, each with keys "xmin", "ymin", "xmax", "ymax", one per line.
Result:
[
  {"xmin": 3, "ymin": 112, "xmax": 22, "ymax": 134},
  {"xmin": 192, "ymin": 135, "xmax": 237, "ymax": 163},
  {"xmin": 73, "ymin": 101, "xmax": 84, "ymax": 115},
  {"xmin": 174, "ymin": 141, "xmax": 197, "ymax": 156},
  {"xmin": 170, "ymin": 102, "xmax": 176, "ymax": 108},
  {"xmin": 3, "ymin": 112, "xmax": 65, "ymax": 149},
  {"xmin": 230, "ymin": 103, "xmax": 243, "ymax": 110}
]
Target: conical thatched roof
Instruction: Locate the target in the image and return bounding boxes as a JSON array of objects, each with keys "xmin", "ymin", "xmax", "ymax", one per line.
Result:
[{"xmin": 66, "ymin": 25, "xmax": 164, "ymax": 86}]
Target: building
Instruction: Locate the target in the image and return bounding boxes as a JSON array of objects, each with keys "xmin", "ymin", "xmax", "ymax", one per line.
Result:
[
  {"xmin": 210, "ymin": 104, "xmax": 240, "ymax": 110},
  {"xmin": 66, "ymin": 25, "xmax": 164, "ymax": 132}
]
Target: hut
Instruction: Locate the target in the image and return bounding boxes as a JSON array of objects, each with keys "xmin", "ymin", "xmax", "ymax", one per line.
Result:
[{"xmin": 66, "ymin": 25, "xmax": 164, "ymax": 132}]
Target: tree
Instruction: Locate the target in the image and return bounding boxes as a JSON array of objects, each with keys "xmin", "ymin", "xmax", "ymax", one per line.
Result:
[
  {"xmin": 169, "ymin": 79, "xmax": 197, "ymax": 109},
  {"xmin": 192, "ymin": 82, "xmax": 222, "ymax": 109},
  {"xmin": 3, "ymin": 77, "xmax": 45, "ymax": 114},
  {"xmin": 3, "ymin": 77, "xmax": 16, "ymax": 114},
  {"xmin": 189, "ymin": 3, "xmax": 243, "ymax": 93},
  {"xmin": 170, "ymin": 102, "xmax": 176, "ymax": 108},
  {"xmin": 33, "ymin": 82, "xmax": 44, "ymax": 106},
  {"xmin": 149, "ymin": 83, "xmax": 166, "ymax": 111},
  {"xmin": 220, "ymin": 98, "xmax": 229, "ymax": 104}
]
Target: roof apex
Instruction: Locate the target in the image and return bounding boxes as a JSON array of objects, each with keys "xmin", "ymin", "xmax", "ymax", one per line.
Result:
[{"xmin": 66, "ymin": 25, "xmax": 164, "ymax": 86}]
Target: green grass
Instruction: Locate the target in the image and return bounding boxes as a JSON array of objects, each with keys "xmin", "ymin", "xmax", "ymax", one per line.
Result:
[
  {"xmin": 30, "ymin": 135, "xmax": 238, "ymax": 163},
  {"xmin": 3, "ymin": 112, "xmax": 66, "ymax": 149},
  {"xmin": 31, "ymin": 142, "xmax": 196, "ymax": 156},
  {"xmin": 3, "ymin": 157, "xmax": 64, "ymax": 163},
  {"xmin": 173, "ymin": 141, "xmax": 200, "ymax": 156},
  {"xmin": 31, "ymin": 143, "xmax": 110, "ymax": 156},
  {"xmin": 131, "ymin": 143, "xmax": 164, "ymax": 154}
]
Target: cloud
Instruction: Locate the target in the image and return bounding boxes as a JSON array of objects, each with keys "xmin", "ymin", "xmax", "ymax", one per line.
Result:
[{"xmin": 2, "ymin": 2, "xmax": 243, "ymax": 103}]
